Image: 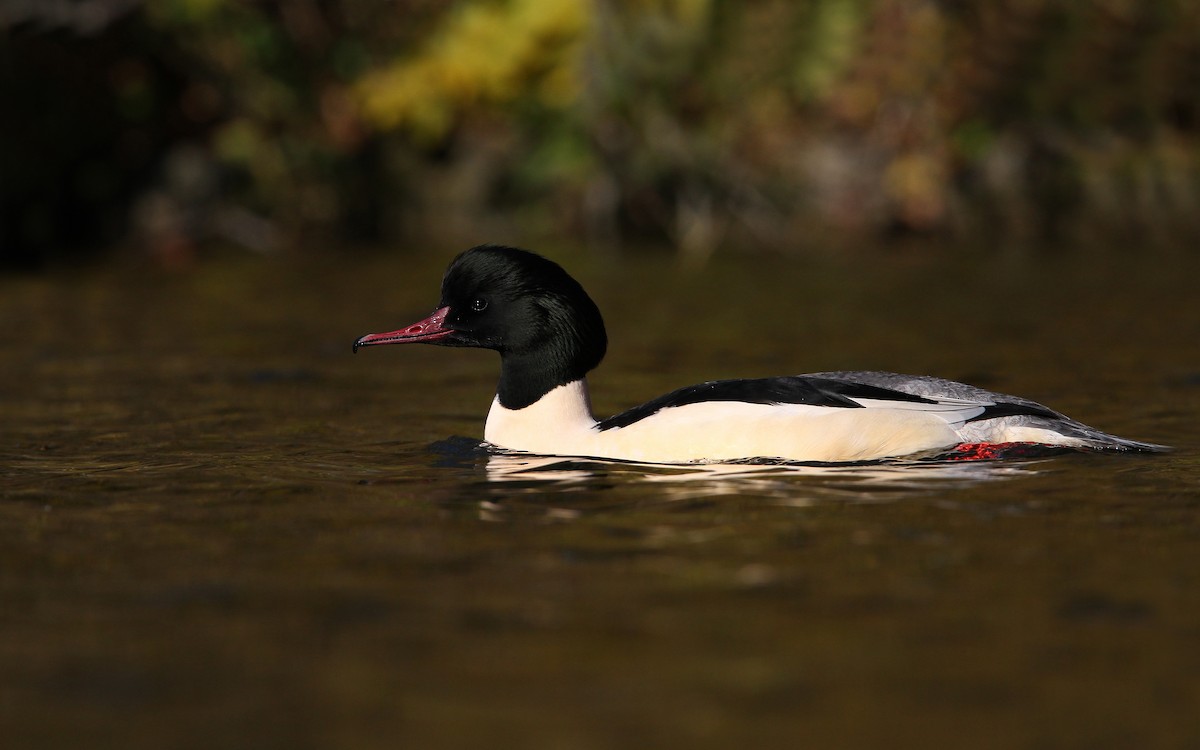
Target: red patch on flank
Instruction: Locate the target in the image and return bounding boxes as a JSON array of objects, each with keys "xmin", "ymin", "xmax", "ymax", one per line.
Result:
[{"xmin": 945, "ymin": 442, "xmax": 1047, "ymax": 461}]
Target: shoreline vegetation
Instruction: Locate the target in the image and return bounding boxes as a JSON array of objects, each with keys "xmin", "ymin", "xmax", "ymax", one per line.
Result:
[{"xmin": 4, "ymin": 0, "xmax": 1200, "ymax": 268}]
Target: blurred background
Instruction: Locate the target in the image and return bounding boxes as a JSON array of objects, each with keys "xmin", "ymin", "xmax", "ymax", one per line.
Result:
[{"xmin": 3, "ymin": 0, "xmax": 1200, "ymax": 270}]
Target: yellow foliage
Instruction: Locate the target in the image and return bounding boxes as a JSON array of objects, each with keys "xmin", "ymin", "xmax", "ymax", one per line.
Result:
[
  {"xmin": 793, "ymin": 1, "xmax": 863, "ymax": 102},
  {"xmin": 357, "ymin": 0, "xmax": 589, "ymax": 139},
  {"xmin": 883, "ymin": 151, "xmax": 946, "ymax": 229}
]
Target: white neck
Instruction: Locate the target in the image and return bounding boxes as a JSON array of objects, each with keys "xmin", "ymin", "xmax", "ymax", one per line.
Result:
[{"xmin": 484, "ymin": 379, "xmax": 599, "ymax": 455}]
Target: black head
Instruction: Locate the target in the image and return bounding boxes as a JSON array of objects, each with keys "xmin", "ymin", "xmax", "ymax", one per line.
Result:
[{"xmin": 354, "ymin": 245, "xmax": 608, "ymax": 409}]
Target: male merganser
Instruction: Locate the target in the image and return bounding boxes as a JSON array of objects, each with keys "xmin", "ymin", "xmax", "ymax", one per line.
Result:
[{"xmin": 354, "ymin": 245, "xmax": 1164, "ymax": 464}]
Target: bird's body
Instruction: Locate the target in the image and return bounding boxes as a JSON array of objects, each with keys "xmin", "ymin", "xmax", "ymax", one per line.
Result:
[{"xmin": 355, "ymin": 245, "xmax": 1163, "ymax": 464}]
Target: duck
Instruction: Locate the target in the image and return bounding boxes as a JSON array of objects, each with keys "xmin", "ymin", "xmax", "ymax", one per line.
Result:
[{"xmin": 354, "ymin": 244, "xmax": 1164, "ymax": 464}]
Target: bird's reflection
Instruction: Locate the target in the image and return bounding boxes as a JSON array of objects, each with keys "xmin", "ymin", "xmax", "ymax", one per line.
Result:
[{"xmin": 478, "ymin": 445, "xmax": 1045, "ymax": 504}]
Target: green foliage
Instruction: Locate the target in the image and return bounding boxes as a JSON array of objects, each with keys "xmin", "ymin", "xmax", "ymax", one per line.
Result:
[
  {"xmin": 350, "ymin": 0, "xmax": 1200, "ymax": 251},
  {"xmin": 8, "ymin": 0, "xmax": 1200, "ymax": 265},
  {"xmin": 793, "ymin": 1, "xmax": 866, "ymax": 103}
]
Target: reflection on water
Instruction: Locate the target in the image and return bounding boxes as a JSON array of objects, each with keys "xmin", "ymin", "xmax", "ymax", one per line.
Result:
[{"xmin": 476, "ymin": 443, "xmax": 1044, "ymax": 504}]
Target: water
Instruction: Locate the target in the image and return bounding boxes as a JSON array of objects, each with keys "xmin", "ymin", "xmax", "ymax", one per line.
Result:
[{"xmin": 2, "ymin": 246, "xmax": 1199, "ymax": 749}]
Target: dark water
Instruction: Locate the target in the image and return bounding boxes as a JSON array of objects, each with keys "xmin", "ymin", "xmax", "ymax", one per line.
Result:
[{"xmin": 2, "ymin": 246, "xmax": 1199, "ymax": 749}]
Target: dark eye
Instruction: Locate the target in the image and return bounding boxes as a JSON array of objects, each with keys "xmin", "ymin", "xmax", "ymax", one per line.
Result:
[{"xmin": 469, "ymin": 298, "xmax": 488, "ymax": 312}]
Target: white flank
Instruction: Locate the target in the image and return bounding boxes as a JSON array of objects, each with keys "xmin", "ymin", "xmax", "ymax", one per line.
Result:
[{"xmin": 482, "ymin": 379, "xmax": 1021, "ymax": 463}]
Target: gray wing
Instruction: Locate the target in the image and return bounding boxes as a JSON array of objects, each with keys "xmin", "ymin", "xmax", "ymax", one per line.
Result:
[
  {"xmin": 806, "ymin": 371, "xmax": 1165, "ymax": 452},
  {"xmin": 805, "ymin": 371, "xmax": 1048, "ymax": 407}
]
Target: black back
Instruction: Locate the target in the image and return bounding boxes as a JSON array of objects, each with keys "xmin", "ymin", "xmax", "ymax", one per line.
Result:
[
  {"xmin": 595, "ymin": 375, "xmax": 1063, "ymax": 431},
  {"xmin": 597, "ymin": 376, "xmax": 938, "ymax": 431}
]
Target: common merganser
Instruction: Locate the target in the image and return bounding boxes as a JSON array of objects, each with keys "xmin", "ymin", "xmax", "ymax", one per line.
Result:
[{"xmin": 354, "ymin": 245, "xmax": 1164, "ymax": 464}]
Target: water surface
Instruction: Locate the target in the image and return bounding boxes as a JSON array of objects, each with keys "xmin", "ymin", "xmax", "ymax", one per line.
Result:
[{"xmin": 2, "ymin": 246, "xmax": 1199, "ymax": 749}]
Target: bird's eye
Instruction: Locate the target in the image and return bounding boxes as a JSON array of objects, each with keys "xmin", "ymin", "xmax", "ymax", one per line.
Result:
[{"xmin": 469, "ymin": 298, "xmax": 488, "ymax": 312}]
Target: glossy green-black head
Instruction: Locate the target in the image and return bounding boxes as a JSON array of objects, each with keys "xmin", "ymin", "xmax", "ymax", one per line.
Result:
[{"xmin": 354, "ymin": 245, "xmax": 608, "ymax": 408}]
